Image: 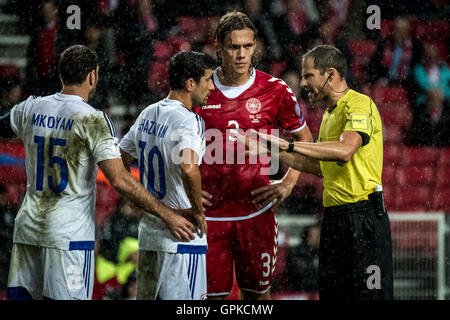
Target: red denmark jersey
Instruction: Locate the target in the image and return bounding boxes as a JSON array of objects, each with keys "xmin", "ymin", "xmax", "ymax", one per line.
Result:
[{"xmin": 194, "ymin": 69, "xmax": 306, "ymax": 219}]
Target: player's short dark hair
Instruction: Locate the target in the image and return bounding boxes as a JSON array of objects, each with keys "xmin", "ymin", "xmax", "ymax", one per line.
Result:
[
  {"xmin": 168, "ymin": 51, "xmax": 216, "ymax": 90},
  {"xmin": 302, "ymin": 45, "xmax": 347, "ymax": 78},
  {"xmin": 58, "ymin": 45, "xmax": 99, "ymax": 86},
  {"xmin": 215, "ymin": 11, "xmax": 257, "ymax": 45}
]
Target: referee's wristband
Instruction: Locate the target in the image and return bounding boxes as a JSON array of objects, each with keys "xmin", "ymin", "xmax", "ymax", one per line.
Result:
[{"xmin": 286, "ymin": 138, "xmax": 294, "ymax": 152}]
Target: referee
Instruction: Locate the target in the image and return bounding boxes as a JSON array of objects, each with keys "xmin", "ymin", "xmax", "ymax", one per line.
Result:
[{"xmin": 237, "ymin": 45, "xmax": 393, "ymax": 300}]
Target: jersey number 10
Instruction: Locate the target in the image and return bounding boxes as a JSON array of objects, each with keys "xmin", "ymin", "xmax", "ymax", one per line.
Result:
[
  {"xmin": 34, "ymin": 135, "xmax": 68, "ymax": 193},
  {"xmin": 138, "ymin": 141, "xmax": 166, "ymax": 199}
]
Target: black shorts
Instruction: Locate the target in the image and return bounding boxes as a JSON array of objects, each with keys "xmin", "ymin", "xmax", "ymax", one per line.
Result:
[{"xmin": 319, "ymin": 200, "xmax": 393, "ymax": 300}]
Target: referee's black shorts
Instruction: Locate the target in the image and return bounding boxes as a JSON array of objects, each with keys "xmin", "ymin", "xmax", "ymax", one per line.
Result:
[{"xmin": 319, "ymin": 199, "xmax": 393, "ymax": 300}]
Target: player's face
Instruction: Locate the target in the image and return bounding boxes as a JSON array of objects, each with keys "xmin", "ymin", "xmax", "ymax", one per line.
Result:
[
  {"xmin": 192, "ymin": 69, "xmax": 214, "ymax": 106},
  {"xmin": 300, "ymin": 57, "xmax": 329, "ymax": 104},
  {"xmin": 219, "ymin": 29, "xmax": 256, "ymax": 76}
]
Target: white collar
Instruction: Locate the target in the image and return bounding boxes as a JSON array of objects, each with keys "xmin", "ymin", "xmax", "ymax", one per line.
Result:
[{"xmin": 213, "ymin": 68, "xmax": 256, "ymax": 99}]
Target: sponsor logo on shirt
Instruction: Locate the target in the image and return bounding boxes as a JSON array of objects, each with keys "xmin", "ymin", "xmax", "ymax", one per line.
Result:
[{"xmin": 202, "ymin": 104, "xmax": 221, "ymax": 110}]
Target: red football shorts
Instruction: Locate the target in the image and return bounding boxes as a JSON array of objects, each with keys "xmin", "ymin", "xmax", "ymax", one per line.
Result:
[{"xmin": 205, "ymin": 207, "xmax": 278, "ymax": 297}]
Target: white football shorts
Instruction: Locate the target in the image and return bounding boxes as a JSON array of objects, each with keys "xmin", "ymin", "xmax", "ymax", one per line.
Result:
[
  {"xmin": 7, "ymin": 242, "xmax": 94, "ymax": 300},
  {"xmin": 137, "ymin": 250, "xmax": 207, "ymax": 300}
]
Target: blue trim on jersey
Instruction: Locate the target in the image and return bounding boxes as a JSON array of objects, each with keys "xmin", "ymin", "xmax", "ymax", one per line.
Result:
[
  {"xmin": 177, "ymin": 244, "xmax": 207, "ymax": 254},
  {"xmin": 190, "ymin": 254, "xmax": 198, "ymax": 299},
  {"xmin": 86, "ymin": 250, "xmax": 91, "ymax": 298},
  {"xmin": 69, "ymin": 241, "xmax": 95, "ymax": 250},
  {"xmin": 6, "ymin": 286, "xmax": 33, "ymax": 300},
  {"xmin": 102, "ymin": 112, "xmax": 116, "ymax": 138},
  {"xmin": 43, "ymin": 295, "xmax": 54, "ymax": 300}
]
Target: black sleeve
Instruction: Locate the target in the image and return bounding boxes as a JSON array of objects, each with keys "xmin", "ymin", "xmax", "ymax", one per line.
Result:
[
  {"xmin": 357, "ymin": 131, "xmax": 370, "ymax": 146},
  {"xmin": 0, "ymin": 112, "xmax": 16, "ymax": 139}
]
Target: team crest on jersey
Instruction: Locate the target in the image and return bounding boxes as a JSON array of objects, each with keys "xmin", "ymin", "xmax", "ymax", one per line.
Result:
[{"xmin": 245, "ymin": 98, "xmax": 262, "ymax": 114}]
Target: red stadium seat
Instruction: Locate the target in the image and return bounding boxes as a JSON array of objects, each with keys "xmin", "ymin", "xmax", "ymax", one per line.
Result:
[
  {"xmin": 379, "ymin": 107, "xmax": 412, "ymax": 129},
  {"xmin": 380, "ymin": 19, "xmax": 395, "ymax": 39},
  {"xmin": 348, "ymin": 41, "xmax": 376, "ymax": 60},
  {"xmin": 167, "ymin": 36, "xmax": 192, "ymax": 53},
  {"xmin": 436, "ymin": 166, "xmax": 450, "ymax": 188},
  {"xmin": 414, "ymin": 20, "xmax": 449, "ymax": 43},
  {"xmin": 383, "ymin": 145, "xmax": 402, "ymax": 167},
  {"xmin": 304, "ymin": 107, "xmax": 323, "ymax": 140},
  {"xmin": 382, "ymin": 166, "xmax": 396, "ymax": 186},
  {"xmin": 152, "ymin": 41, "xmax": 171, "ymax": 59},
  {"xmin": 383, "ymin": 125, "xmax": 403, "ymax": 146},
  {"xmin": 394, "ymin": 185, "xmax": 432, "ymax": 211},
  {"xmin": 348, "ymin": 41, "xmax": 377, "ymax": 85},
  {"xmin": 400, "ymin": 147, "xmax": 439, "ymax": 166},
  {"xmin": 438, "ymin": 147, "xmax": 450, "ymax": 166},
  {"xmin": 373, "ymin": 86, "xmax": 409, "ymax": 105},
  {"xmin": 177, "ymin": 16, "xmax": 198, "ymax": 35},
  {"xmin": 95, "ymin": 182, "xmax": 120, "ymax": 227},
  {"xmin": 147, "ymin": 60, "xmax": 170, "ymax": 97},
  {"xmin": 431, "ymin": 187, "xmax": 450, "ymax": 212},
  {"xmin": 397, "ymin": 166, "xmax": 435, "ymax": 187}
]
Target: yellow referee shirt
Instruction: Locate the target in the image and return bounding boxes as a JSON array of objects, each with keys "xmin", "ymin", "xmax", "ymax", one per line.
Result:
[{"xmin": 318, "ymin": 89, "xmax": 383, "ymax": 207}]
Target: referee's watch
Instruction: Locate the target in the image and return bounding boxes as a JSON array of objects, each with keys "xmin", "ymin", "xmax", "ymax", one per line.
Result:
[{"xmin": 286, "ymin": 138, "xmax": 295, "ymax": 152}]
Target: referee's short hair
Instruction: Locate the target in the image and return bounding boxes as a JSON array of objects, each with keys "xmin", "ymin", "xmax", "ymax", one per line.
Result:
[
  {"xmin": 58, "ymin": 45, "xmax": 99, "ymax": 86},
  {"xmin": 303, "ymin": 45, "xmax": 347, "ymax": 79},
  {"xmin": 168, "ymin": 51, "xmax": 216, "ymax": 90}
]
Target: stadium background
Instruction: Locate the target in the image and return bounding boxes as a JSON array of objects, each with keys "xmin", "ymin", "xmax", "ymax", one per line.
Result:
[{"xmin": 0, "ymin": 0, "xmax": 449, "ymax": 300}]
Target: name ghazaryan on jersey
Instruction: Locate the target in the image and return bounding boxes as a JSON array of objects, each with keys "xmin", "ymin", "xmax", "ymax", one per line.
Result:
[
  {"xmin": 31, "ymin": 113, "xmax": 74, "ymax": 131},
  {"xmin": 138, "ymin": 119, "xmax": 169, "ymax": 138}
]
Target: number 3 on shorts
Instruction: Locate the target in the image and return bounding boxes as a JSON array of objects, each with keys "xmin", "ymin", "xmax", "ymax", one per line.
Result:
[{"xmin": 261, "ymin": 253, "xmax": 271, "ymax": 278}]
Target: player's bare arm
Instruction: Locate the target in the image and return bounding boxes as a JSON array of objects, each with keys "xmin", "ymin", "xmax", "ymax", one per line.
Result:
[
  {"xmin": 119, "ymin": 148, "xmax": 146, "ymax": 219},
  {"xmin": 251, "ymin": 126, "xmax": 314, "ymax": 210},
  {"xmin": 98, "ymin": 157, "xmax": 196, "ymax": 242},
  {"xmin": 180, "ymin": 148, "xmax": 207, "ymax": 237}
]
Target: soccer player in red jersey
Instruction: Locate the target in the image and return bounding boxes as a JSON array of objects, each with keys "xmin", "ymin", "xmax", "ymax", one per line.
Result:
[{"xmin": 194, "ymin": 11, "xmax": 314, "ymax": 300}]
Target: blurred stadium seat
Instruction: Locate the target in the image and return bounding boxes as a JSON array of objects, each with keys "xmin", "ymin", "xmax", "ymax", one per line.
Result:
[
  {"xmin": 394, "ymin": 186, "xmax": 432, "ymax": 211},
  {"xmin": 436, "ymin": 165, "xmax": 450, "ymax": 188},
  {"xmin": 383, "ymin": 125, "xmax": 403, "ymax": 146},
  {"xmin": 400, "ymin": 147, "xmax": 439, "ymax": 167},
  {"xmin": 382, "ymin": 165, "xmax": 396, "ymax": 186},
  {"xmin": 431, "ymin": 187, "xmax": 450, "ymax": 212},
  {"xmin": 383, "ymin": 145, "xmax": 402, "ymax": 167},
  {"xmin": 397, "ymin": 166, "xmax": 435, "ymax": 187}
]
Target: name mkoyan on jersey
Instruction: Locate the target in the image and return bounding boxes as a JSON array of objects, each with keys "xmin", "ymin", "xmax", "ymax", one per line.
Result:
[
  {"xmin": 138, "ymin": 119, "xmax": 169, "ymax": 138},
  {"xmin": 31, "ymin": 113, "xmax": 75, "ymax": 131}
]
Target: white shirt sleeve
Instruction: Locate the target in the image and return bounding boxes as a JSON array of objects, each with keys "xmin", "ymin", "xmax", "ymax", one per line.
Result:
[
  {"xmin": 9, "ymin": 96, "xmax": 37, "ymax": 137},
  {"xmin": 119, "ymin": 118, "xmax": 139, "ymax": 159},
  {"xmin": 176, "ymin": 114, "xmax": 205, "ymax": 165},
  {"xmin": 82, "ymin": 111, "xmax": 121, "ymax": 163}
]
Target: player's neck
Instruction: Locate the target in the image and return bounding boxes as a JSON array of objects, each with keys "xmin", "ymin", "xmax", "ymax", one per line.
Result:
[
  {"xmin": 325, "ymin": 81, "xmax": 350, "ymax": 109},
  {"xmin": 61, "ymin": 86, "xmax": 89, "ymax": 102},
  {"xmin": 217, "ymin": 67, "xmax": 252, "ymax": 87},
  {"xmin": 167, "ymin": 90, "xmax": 192, "ymax": 110}
]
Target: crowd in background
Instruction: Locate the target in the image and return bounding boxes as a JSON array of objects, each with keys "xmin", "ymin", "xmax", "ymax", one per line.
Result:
[{"xmin": 0, "ymin": 0, "xmax": 449, "ymax": 299}]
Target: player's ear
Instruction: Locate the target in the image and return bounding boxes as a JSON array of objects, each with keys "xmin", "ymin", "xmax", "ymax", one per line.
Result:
[
  {"xmin": 88, "ymin": 69, "xmax": 96, "ymax": 86},
  {"xmin": 185, "ymin": 78, "xmax": 195, "ymax": 92}
]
